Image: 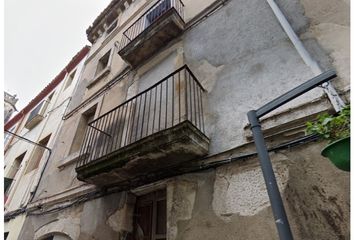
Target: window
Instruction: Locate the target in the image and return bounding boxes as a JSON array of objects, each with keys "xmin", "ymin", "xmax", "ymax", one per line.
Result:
[
  {"xmin": 64, "ymin": 70, "xmax": 76, "ymax": 90},
  {"xmin": 133, "ymin": 189, "xmax": 166, "ymax": 240},
  {"xmin": 95, "ymin": 50, "xmax": 111, "ymax": 76},
  {"xmin": 146, "ymin": 0, "xmax": 171, "ymax": 26},
  {"xmin": 26, "ymin": 101, "xmax": 45, "ymax": 124},
  {"xmin": 4, "ymin": 232, "xmax": 9, "ymax": 240},
  {"xmin": 25, "ymin": 100, "xmax": 50, "ymax": 129},
  {"xmin": 4, "ymin": 126, "xmax": 15, "ymax": 146},
  {"xmin": 4, "ymin": 178, "xmax": 13, "ymax": 193},
  {"xmin": 25, "ymin": 134, "xmax": 51, "ymax": 173},
  {"xmin": 6, "ymin": 152, "xmax": 26, "ymax": 180},
  {"xmin": 106, "ymin": 19, "xmax": 118, "ymax": 35},
  {"xmin": 69, "ymin": 105, "xmax": 97, "ymax": 155},
  {"xmin": 48, "ymin": 92, "xmax": 55, "ymax": 102},
  {"xmin": 5, "ymin": 151, "xmax": 26, "ymax": 194}
]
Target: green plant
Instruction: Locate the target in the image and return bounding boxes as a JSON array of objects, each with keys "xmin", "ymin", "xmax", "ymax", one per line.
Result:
[{"xmin": 306, "ymin": 105, "xmax": 350, "ymax": 142}]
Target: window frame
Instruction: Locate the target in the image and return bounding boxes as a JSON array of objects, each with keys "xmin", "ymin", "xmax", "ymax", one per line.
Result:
[
  {"xmin": 24, "ymin": 134, "xmax": 51, "ymax": 174},
  {"xmin": 95, "ymin": 50, "xmax": 112, "ymax": 77},
  {"xmin": 64, "ymin": 69, "xmax": 77, "ymax": 90},
  {"xmin": 68, "ymin": 104, "xmax": 97, "ymax": 155},
  {"xmin": 133, "ymin": 189, "xmax": 167, "ymax": 240}
]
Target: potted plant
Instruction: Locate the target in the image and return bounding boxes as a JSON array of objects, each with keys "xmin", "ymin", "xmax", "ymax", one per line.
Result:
[{"xmin": 306, "ymin": 105, "xmax": 350, "ymax": 171}]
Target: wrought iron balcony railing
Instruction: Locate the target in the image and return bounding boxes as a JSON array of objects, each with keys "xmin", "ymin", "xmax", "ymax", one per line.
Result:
[
  {"xmin": 77, "ymin": 65, "xmax": 205, "ymax": 168},
  {"xmin": 118, "ymin": 0, "xmax": 184, "ymax": 51}
]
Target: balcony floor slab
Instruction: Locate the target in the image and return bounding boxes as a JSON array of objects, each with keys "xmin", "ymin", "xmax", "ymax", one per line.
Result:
[
  {"xmin": 118, "ymin": 8, "xmax": 185, "ymax": 67},
  {"xmin": 76, "ymin": 121, "xmax": 209, "ymax": 186}
]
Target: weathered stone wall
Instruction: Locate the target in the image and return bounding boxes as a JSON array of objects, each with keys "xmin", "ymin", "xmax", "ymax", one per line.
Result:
[
  {"xmin": 168, "ymin": 141, "xmax": 349, "ymax": 240},
  {"xmin": 276, "ymin": 0, "xmax": 349, "ymax": 96},
  {"xmin": 18, "ymin": 193, "xmax": 134, "ymax": 240},
  {"xmin": 17, "ymin": 0, "xmax": 349, "ymax": 239},
  {"xmin": 19, "ymin": 141, "xmax": 349, "ymax": 240}
]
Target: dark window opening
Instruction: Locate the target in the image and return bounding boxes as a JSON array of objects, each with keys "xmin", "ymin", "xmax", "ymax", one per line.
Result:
[
  {"xmin": 95, "ymin": 50, "xmax": 111, "ymax": 76},
  {"xmin": 47, "ymin": 92, "xmax": 55, "ymax": 102},
  {"xmin": 64, "ymin": 70, "xmax": 76, "ymax": 90},
  {"xmin": 106, "ymin": 20, "xmax": 118, "ymax": 34},
  {"xmin": 69, "ymin": 105, "xmax": 97, "ymax": 155},
  {"xmin": 42, "ymin": 236, "xmax": 54, "ymax": 240},
  {"xmin": 4, "ymin": 232, "xmax": 9, "ymax": 240},
  {"xmin": 25, "ymin": 134, "xmax": 51, "ymax": 173},
  {"xmin": 133, "ymin": 189, "xmax": 166, "ymax": 240},
  {"xmin": 6, "ymin": 151, "xmax": 26, "ymax": 182},
  {"xmin": 4, "ymin": 178, "xmax": 13, "ymax": 193}
]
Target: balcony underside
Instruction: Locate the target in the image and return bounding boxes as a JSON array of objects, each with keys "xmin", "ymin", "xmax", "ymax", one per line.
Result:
[
  {"xmin": 76, "ymin": 121, "xmax": 209, "ymax": 186},
  {"xmin": 25, "ymin": 115, "xmax": 44, "ymax": 129},
  {"xmin": 118, "ymin": 8, "xmax": 185, "ymax": 67}
]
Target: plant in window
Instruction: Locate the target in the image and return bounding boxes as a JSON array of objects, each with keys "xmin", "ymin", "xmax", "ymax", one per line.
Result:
[{"xmin": 306, "ymin": 105, "xmax": 350, "ymax": 171}]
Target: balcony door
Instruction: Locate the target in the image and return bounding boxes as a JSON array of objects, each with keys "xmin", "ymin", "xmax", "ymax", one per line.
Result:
[
  {"xmin": 133, "ymin": 189, "xmax": 166, "ymax": 240},
  {"xmin": 145, "ymin": 0, "xmax": 171, "ymax": 27}
]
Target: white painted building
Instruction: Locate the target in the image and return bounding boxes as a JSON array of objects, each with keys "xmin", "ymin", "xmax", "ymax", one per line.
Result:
[{"xmin": 3, "ymin": 46, "xmax": 90, "ymax": 240}]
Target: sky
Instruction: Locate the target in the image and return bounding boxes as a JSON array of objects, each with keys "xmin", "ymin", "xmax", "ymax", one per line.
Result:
[{"xmin": 4, "ymin": 0, "xmax": 112, "ymax": 110}]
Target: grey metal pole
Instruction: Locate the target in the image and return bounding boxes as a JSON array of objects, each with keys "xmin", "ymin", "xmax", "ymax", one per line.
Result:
[{"xmin": 247, "ymin": 110, "xmax": 294, "ymax": 240}]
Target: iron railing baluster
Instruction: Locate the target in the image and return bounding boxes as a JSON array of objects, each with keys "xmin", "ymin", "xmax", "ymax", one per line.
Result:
[
  {"xmin": 118, "ymin": 0, "xmax": 185, "ymax": 51},
  {"xmin": 77, "ymin": 65, "xmax": 206, "ymax": 167}
]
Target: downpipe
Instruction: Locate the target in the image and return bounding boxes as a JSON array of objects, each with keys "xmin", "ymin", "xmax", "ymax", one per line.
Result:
[
  {"xmin": 247, "ymin": 70, "xmax": 337, "ymax": 240},
  {"xmin": 247, "ymin": 111, "xmax": 293, "ymax": 240},
  {"xmin": 266, "ymin": 0, "xmax": 345, "ymax": 112}
]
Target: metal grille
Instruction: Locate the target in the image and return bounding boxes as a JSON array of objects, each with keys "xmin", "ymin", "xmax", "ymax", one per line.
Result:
[
  {"xmin": 77, "ymin": 65, "xmax": 205, "ymax": 168},
  {"xmin": 119, "ymin": 0, "xmax": 184, "ymax": 51}
]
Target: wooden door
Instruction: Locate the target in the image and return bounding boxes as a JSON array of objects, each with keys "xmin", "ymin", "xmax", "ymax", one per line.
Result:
[{"xmin": 133, "ymin": 189, "xmax": 166, "ymax": 240}]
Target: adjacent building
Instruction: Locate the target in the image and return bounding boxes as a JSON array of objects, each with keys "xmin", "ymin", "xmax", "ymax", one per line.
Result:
[
  {"xmin": 5, "ymin": 0, "xmax": 350, "ymax": 239},
  {"xmin": 4, "ymin": 92, "xmax": 18, "ymax": 124},
  {"xmin": 4, "ymin": 46, "xmax": 90, "ymax": 240}
]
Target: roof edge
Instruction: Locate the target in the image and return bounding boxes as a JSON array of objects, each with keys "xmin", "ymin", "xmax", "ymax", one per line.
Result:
[{"xmin": 4, "ymin": 46, "xmax": 91, "ymax": 131}]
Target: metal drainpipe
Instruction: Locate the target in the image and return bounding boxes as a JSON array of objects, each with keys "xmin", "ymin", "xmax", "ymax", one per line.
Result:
[
  {"xmin": 247, "ymin": 70, "xmax": 337, "ymax": 240},
  {"xmin": 266, "ymin": 0, "xmax": 345, "ymax": 112}
]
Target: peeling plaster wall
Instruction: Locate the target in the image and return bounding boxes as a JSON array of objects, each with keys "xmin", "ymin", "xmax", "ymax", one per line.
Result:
[
  {"xmin": 4, "ymin": 214, "xmax": 26, "ymax": 240},
  {"xmin": 19, "ymin": 142, "xmax": 349, "ymax": 240},
  {"xmin": 4, "ymin": 57, "xmax": 88, "ymax": 235},
  {"xmin": 18, "ymin": 193, "xmax": 134, "ymax": 240},
  {"xmin": 276, "ymin": 0, "xmax": 350, "ymax": 98},
  {"xmin": 18, "ymin": 0, "xmax": 349, "ymax": 239},
  {"xmin": 212, "ymin": 155, "xmax": 289, "ymax": 218},
  {"xmin": 183, "ymin": 0, "xmax": 323, "ymax": 153},
  {"xmin": 166, "ymin": 142, "xmax": 349, "ymax": 240}
]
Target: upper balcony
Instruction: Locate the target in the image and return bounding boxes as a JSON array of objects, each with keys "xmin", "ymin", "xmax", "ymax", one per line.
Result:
[
  {"xmin": 76, "ymin": 65, "xmax": 209, "ymax": 186},
  {"xmin": 118, "ymin": 0, "xmax": 185, "ymax": 67},
  {"xmin": 25, "ymin": 100, "xmax": 49, "ymax": 129}
]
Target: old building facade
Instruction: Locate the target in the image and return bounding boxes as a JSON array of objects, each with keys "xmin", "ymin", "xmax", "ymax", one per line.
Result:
[
  {"xmin": 5, "ymin": 0, "xmax": 350, "ymax": 239},
  {"xmin": 4, "ymin": 47, "xmax": 90, "ymax": 240},
  {"xmin": 4, "ymin": 92, "xmax": 18, "ymax": 124}
]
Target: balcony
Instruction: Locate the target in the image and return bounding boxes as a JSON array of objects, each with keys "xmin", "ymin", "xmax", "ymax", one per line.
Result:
[
  {"xmin": 25, "ymin": 100, "xmax": 49, "ymax": 129},
  {"xmin": 118, "ymin": 0, "xmax": 185, "ymax": 67},
  {"xmin": 76, "ymin": 65, "xmax": 209, "ymax": 186}
]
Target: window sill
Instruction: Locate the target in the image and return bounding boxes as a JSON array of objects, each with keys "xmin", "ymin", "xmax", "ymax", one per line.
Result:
[{"xmin": 87, "ymin": 67, "xmax": 111, "ymax": 89}]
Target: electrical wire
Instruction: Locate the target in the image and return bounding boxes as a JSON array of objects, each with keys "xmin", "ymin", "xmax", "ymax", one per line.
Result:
[
  {"xmin": 4, "ymin": 133, "xmax": 320, "ymax": 219},
  {"xmin": 4, "ymin": 131, "xmax": 51, "ymax": 152}
]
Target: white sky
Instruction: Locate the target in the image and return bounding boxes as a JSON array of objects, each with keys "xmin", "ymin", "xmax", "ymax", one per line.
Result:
[{"xmin": 5, "ymin": 0, "xmax": 112, "ymax": 110}]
